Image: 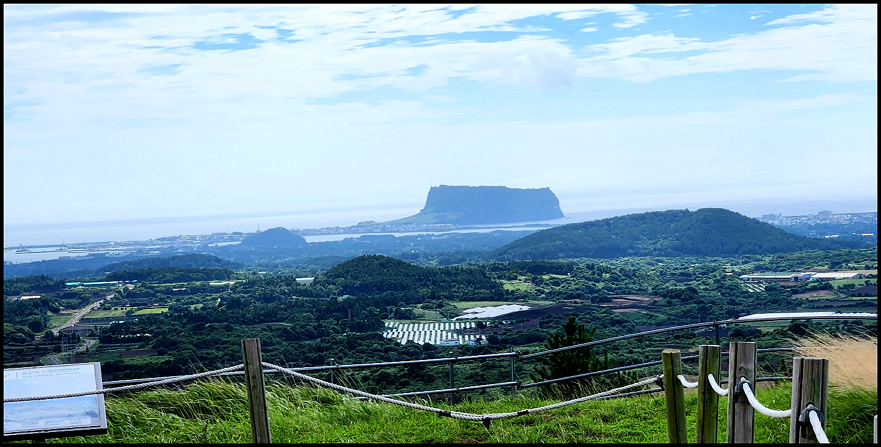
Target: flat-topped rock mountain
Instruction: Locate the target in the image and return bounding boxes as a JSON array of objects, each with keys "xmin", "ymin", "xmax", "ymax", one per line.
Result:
[{"xmin": 388, "ymin": 185, "xmax": 564, "ymax": 225}]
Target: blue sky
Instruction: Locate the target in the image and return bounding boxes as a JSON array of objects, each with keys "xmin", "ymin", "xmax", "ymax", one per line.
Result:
[{"xmin": 3, "ymin": 4, "xmax": 877, "ymax": 228}]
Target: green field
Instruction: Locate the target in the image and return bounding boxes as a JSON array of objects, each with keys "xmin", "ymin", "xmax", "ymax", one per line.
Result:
[
  {"xmin": 132, "ymin": 307, "xmax": 169, "ymax": 315},
  {"xmin": 83, "ymin": 308, "xmax": 134, "ymax": 319},
  {"xmin": 501, "ymin": 281, "xmax": 533, "ymax": 292},
  {"xmin": 828, "ymin": 279, "xmax": 876, "ymax": 288},
  {"xmin": 411, "ymin": 308, "xmax": 442, "ymax": 320},
  {"xmin": 47, "ymin": 314, "xmax": 73, "ymax": 329}
]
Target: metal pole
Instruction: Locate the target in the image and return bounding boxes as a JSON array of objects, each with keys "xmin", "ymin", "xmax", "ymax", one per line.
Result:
[
  {"xmin": 329, "ymin": 358, "xmax": 334, "ymax": 385},
  {"xmin": 241, "ymin": 338, "xmax": 271, "ymax": 444},
  {"xmin": 509, "ymin": 347, "xmax": 516, "ymax": 396},
  {"xmin": 449, "ymin": 351, "xmax": 456, "ymax": 405}
]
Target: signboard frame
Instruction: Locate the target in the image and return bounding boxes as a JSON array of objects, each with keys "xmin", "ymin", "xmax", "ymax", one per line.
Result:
[{"xmin": 3, "ymin": 362, "xmax": 108, "ymax": 441}]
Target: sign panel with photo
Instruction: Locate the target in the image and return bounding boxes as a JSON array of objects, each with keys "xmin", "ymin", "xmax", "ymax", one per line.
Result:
[{"xmin": 3, "ymin": 363, "xmax": 107, "ymax": 441}]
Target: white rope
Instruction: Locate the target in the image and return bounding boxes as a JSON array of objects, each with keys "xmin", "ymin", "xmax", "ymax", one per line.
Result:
[
  {"xmin": 677, "ymin": 374, "xmax": 698, "ymax": 388},
  {"xmin": 707, "ymin": 373, "xmax": 728, "ymax": 396},
  {"xmin": 3, "ymin": 364, "xmax": 245, "ymax": 403},
  {"xmin": 808, "ymin": 409, "xmax": 830, "ymax": 443},
  {"xmin": 499, "ymin": 375, "xmax": 661, "ymax": 416},
  {"xmin": 741, "ymin": 380, "xmax": 791, "ymax": 418},
  {"xmin": 263, "ymin": 361, "xmax": 659, "ymax": 422}
]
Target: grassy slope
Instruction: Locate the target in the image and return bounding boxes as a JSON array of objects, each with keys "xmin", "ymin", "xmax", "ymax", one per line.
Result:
[{"xmin": 30, "ymin": 378, "xmax": 874, "ymax": 444}]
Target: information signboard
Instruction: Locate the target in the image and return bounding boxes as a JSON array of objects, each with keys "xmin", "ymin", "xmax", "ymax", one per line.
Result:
[{"xmin": 3, "ymin": 362, "xmax": 107, "ymax": 441}]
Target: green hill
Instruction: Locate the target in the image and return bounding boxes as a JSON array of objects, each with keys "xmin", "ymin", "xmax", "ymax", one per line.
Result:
[
  {"xmin": 322, "ymin": 254, "xmax": 503, "ymax": 299},
  {"xmin": 490, "ymin": 208, "xmax": 860, "ymax": 260},
  {"xmin": 100, "ymin": 254, "xmax": 242, "ymax": 273},
  {"xmin": 239, "ymin": 227, "xmax": 308, "ymax": 248}
]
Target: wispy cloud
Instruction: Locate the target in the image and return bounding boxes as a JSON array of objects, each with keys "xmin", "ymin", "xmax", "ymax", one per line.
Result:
[{"xmin": 3, "ymin": 4, "xmax": 876, "ymax": 225}]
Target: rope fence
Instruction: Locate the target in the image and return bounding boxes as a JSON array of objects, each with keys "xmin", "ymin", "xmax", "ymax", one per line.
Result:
[
  {"xmin": 740, "ymin": 380, "xmax": 791, "ymax": 419},
  {"xmin": 261, "ymin": 361, "xmax": 660, "ymax": 423},
  {"xmin": 6, "ymin": 311, "xmax": 876, "ymax": 442},
  {"xmin": 662, "ymin": 342, "xmax": 842, "ymax": 444},
  {"xmin": 808, "ymin": 408, "xmax": 830, "ymax": 443},
  {"xmin": 3, "ymin": 364, "xmax": 245, "ymax": 403}
]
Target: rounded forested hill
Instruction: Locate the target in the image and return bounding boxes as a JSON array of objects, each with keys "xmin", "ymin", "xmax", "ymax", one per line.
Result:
[
  {"xmin": 490, "ymin": 208, "xmax": 863, "ymax": 260},
  {"xmin": 320, "ymin": 254, "xmax": 503, "ymax": 299},
  {"xmin": 239, "ymin": 227, "xmax": 308, "ymax": 248}
]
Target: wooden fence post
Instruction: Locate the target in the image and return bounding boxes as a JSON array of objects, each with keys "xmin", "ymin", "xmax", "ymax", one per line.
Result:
[
  {"xmin": 726, "ymin": 342, "xmax": 756, "ymax": 444},
  {"xmin": 242, "ymin": 338, "xmax": 271, "ymax": 444},
  {"xmin": 789, "ymin": 357, "xmax": 828, "ymax": 444},
  {"xmin": 662, "ymin": 349, "xmax": 688, "ymax": 443},
  {"xmin": 696, "ymin": 344, "xmax": 721, "ymax": 443}
]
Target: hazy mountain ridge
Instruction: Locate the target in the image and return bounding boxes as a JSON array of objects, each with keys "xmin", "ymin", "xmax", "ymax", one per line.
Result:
[
  {"xmin": 490, "ymin": 208, "xmax": 864, "ymax": 260},
  {"xmin": 239, "ymin": 227, "xmax": 308, "ymax": 247}
]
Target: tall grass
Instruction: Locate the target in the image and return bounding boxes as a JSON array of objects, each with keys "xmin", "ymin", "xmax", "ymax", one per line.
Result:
[
  {"xmin": 792, "ymin": 329, "xmax": 877, "ymax": 391},
  {"xmin": 23, "ymin": 332, "xmax": 877, "ymax": 443},
  {"xmin": 791, "ymin": 330, "xmax": 878, "ymax": 444}
]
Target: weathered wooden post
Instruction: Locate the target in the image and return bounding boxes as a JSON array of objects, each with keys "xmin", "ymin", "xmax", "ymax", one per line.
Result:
[
  {"xmin": 696, "ymin": 344, "xmax": 721, "ymax": 443},
  {"xmin": 726, "ymin": 341, "xmax": 756, "ymax": 443},
  {"xmin": 789, "ymin": 357, "xmax": 829, "ymax": 444},
  {"xmin": 241, "ymin": 338, "xmax": 271, "ymax": 443},
  {"xmin": 662, "ymin": 349, "xmax": 688, "ymax": 443}
]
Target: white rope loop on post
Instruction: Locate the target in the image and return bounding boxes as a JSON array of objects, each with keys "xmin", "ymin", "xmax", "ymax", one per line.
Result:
[
  {"xmin": 3, "ymin": 364, "xmax": 246, "ymax": 403},
  {"xmin": 676, "ymin": 374, "xmax": 698, "ymax": 388},
  {"xmin": 707, "ymin": 373, "xmax": 728, "ymax": 396},
  {"xmin": 808, "ymin": 409, "xmax": 830, "ymax": 443},
  {"xmin": 740, "ymin": 379, "xmax": 791, "ymax": 418},
  {"xmin": 262, "ymin": 361, "xmax": 659, "ymax": 422}
]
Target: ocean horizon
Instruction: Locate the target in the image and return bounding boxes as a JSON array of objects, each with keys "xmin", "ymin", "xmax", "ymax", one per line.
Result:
[{"xmin": 4, "ymin": 199, "xmax": 875, "ymax": 253}]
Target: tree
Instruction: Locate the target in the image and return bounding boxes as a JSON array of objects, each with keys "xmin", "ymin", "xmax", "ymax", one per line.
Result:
[{"xmin": 530, "ymin": 316, "xmax": 605, "ymax": 395}]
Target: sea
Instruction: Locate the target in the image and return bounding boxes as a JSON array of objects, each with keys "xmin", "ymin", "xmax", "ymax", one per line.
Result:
[
  {"xmin": 2, "ymin": 208, "xmax": 627, "ymax": 265},
  {"xmin": 7, "ymin": 198, "xmax": 873, "ymax": 265}
]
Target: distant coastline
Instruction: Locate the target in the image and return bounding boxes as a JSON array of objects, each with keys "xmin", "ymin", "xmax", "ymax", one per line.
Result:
[{"xmin": 4, "ymin": 206, "xmax": 876, "ymax": 260}]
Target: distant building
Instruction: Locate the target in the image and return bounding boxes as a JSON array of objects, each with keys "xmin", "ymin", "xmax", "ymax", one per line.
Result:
[
  {"xmin": 809, "ymin": 272, "xmax": 864, "ymax": 281},
  {"xmin": 739, "ymin": 272, "xmax": 811, "ymax": 282}
]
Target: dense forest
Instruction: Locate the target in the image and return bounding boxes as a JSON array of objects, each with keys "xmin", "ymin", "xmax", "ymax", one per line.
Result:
[
  {"xmin": 3, "ymin": 207, "xmax": 877, "ymax": 397},
  {"xmin": 491, "ymin": 208, "xmax": 863, "ymax": 260},
  {"xmin": 4, "ymin": 246, "xmax": 876, "ymax": 396}
]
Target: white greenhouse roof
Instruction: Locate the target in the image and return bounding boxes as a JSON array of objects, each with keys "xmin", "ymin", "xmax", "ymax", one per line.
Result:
[{"xmin": 737, "ymin": 312, "xmax": 877, "ymax": 321}]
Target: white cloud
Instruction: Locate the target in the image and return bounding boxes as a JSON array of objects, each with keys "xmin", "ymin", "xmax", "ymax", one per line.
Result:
[
  {"xmin": 578, "ymin": 4, "xmax": 877, "ymax": 82},
  {"xmin": 3, "ymin": 4, "xmax": 877, "ymax": 227}
]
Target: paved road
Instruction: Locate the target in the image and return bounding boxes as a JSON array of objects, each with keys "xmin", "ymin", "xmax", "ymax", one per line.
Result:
[
  {"xmin": 52, "ymin": 299, "xmax": 105, "ymax": 336},
  {"xmin": 46, "ymin": 298, "xmax": 106, "ymax": 364},
  {"xmin": 46, "ymin": 336, "xmax": 98, "ymax": 365}
]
